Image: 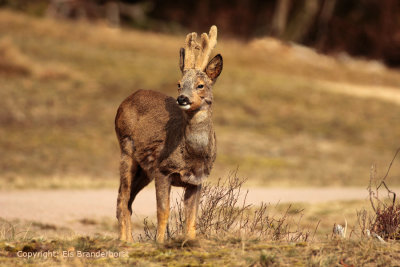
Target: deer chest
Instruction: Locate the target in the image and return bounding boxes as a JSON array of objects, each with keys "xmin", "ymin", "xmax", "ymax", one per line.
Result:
[{"xmin": 185, "ymin": 131, "xmax": 211, "ymax": 156}]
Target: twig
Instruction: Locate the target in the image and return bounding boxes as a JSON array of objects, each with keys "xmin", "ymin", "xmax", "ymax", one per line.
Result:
[
  {"xmin": 368, "ymin": 164, "xmax": 377, "ymax": 212},
  {"xmin": 311, "ymin": 220, "xmax": 320, "ymax": 242},
  {"xmin": 381, "ymin": 148, "xmax": 400, "ymax": 182},
  {"xmin": 377, "ymin": 181, "xmax": 396, "ymax": 206},
  {"xmin": 369, "ymin": 148, "xmax": 400, "ymax": 211}
]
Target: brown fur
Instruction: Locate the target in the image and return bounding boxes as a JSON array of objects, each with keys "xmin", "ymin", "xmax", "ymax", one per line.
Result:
[{"xmin": 115, "ymin": 29, "xmax": 223, "ymax": 243}]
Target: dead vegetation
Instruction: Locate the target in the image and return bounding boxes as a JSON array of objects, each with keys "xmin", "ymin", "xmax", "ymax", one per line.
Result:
[
  {"xmin": 358, "ymin": 148, "xmax": 400, "ymax": 241},
  {"xmin": 140, "ymin": 172, "xmax": 314, "ymax": 243}
]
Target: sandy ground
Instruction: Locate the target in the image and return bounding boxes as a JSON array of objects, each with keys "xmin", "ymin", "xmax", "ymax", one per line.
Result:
[{"xmin": 2, "ymin": 186, "xmax": 395, "ymax": 236}]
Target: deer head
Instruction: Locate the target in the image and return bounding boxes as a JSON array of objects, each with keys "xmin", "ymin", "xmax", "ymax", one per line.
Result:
[{"xmin": 176, "ymin": 26, "xmax": 223, "ymax": 112}]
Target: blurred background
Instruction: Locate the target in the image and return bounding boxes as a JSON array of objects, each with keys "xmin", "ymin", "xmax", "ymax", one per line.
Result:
[{"xmin": 1, "ymin": 0, "xmax": 400, "ymax": 189}]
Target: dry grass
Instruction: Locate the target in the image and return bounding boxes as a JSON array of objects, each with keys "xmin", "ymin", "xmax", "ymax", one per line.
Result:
[
  {"xmin": 0, "ymin": 218, "xmax": 73, "ymax": 242},
  {"xmin": 1, "ymin": 229, "xmax": 400, "ymax": 266},
  {"xmin": 1, "ymin": 206, "xmax": 399, "ymax": 266},
  {"xmin": 1, "ymin": 9, "xmax": 400, "ymax": 188}
]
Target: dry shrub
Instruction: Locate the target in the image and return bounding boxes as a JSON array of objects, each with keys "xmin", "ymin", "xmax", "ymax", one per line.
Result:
[
  {"xmin": 358, "ymin": 148, "xmax": 400, "ymax": 240},
  {"xmin": 373, "ymin": 205, "xmax": 400, "ymax": 240},
  {"xmin": 141, "ymin": 172, "xmax": 312, "ymax": 242}
]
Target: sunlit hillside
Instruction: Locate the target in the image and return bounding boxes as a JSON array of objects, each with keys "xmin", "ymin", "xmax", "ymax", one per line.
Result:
[{"xmin": 1, "ymin": 10, "xmax": 400, "ymax": 188}]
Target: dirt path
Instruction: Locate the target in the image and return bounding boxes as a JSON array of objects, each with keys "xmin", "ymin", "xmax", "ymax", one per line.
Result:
[
  {"xmin": 316, "ymin": 80, "xmax": 400, "ymax": 105},
  {"xmin": 3, "ymin": 186, "xmax": 394, "ymax": 235}
]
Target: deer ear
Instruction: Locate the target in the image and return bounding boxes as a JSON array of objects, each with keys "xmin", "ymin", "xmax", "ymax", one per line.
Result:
[
  {"xmin": 179, "ymin": 48, "xmax": 185, "ymax": 73},
  {"xmin": 205, "ymin": 54, "xmax": 223, "ymax": 81}
]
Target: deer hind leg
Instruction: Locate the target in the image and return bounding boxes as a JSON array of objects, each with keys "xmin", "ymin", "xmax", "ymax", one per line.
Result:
[
  {"xmin": 120, "ymin": 166, "xmax": 153, "ymax": 242},
  {"xmin": 116, "ymin": 138, "xmax": 137, "ymax": 242},
  {"xmin": 155, "ymin": 174, "xmax": 171, "ymax": 243},
  {"xmin": 184, "ymin": 184, "xmax": 202, "ymax": 240},
  {"xmin": 128, "ymin": 166, "xmax": 153, "ymax": 238},
  {"xmin": 128, "ymin": 166, "xmax": 153, "ymax": 214}
]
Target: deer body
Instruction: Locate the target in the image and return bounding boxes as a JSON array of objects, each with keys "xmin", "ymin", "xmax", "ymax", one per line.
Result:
[
  {"xmin": 115, "ymin": 26, "xmax": 223, "ymax": 243},
  {"xmin": 116, "ymin": 90, "xmax": 216, "ymax": 185}
]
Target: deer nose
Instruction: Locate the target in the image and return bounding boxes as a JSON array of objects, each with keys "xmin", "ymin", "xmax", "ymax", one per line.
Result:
[{"xmin": 177, "ymin": 95, "xmax": 190, "ymax": 105}]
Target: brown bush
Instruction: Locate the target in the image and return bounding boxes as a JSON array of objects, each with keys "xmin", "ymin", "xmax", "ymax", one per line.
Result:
[
  {"xmin": 358, "ymin": 148, "xmax": 400, "ymax": 240},
  {"xmin": 141, "ymin": 171, "xmax": 312, "ymax": 242}
]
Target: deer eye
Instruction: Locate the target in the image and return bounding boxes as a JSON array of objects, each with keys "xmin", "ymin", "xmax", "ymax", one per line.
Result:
[
  {"xmin": 177, "ymin": 83, "xmax": 181, "ymax": 89},
  {"xmin": 197, "ymin": 84, "xmax": 204, "ymax": 89}
]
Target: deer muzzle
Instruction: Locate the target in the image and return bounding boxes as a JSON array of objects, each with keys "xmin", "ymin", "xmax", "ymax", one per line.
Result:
[{"xmin": 177, "ymin": 95, "xmax": 192, "ymax": 110}]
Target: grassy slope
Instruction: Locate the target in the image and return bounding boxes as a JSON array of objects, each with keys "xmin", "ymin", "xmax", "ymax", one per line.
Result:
[{"xmin": 1, "ymin": 10, "xmax": 400, "ymax": 188}]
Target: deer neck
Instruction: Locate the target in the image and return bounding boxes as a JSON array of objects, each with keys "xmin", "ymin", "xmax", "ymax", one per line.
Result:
[{"xmin": 183, "ymin": 108, "xmax": 214, "ymax": 155}]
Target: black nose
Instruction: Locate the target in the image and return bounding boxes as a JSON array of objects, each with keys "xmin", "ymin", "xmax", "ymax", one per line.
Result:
[{"xmin": 177, "ymin": 95, "xmax": 190, "ymax": 105}]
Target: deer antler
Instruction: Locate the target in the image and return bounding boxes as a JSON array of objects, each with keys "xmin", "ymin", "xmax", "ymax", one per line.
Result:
[
  {"xmin": 183, "ymin": 32, "xmax": 199, "ymax": 70},
  {"xmin": 183, "ymin": 25, "xmax": 218, "ymax": 71},
  {"xmin": 196, "ymin": 25, "xmax": 217, "ymax": 71}
]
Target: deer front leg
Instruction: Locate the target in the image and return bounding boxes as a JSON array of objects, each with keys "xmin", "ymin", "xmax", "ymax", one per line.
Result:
[
  {"xmin": 155, "ymin": 174, "xmax": 171, "ymax": 243},
  {"xmin": 184, "ymin": 184, "xmax": 202, "ymax": 240}
]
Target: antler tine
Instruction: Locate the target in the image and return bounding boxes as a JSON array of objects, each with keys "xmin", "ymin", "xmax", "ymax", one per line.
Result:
[
  {"xmin": 195, "ymin": 25, "xmax": 218, "ymax": 71},
  {"xmin": 184, "ymin": 32, "xmax": 200, "ymax": 70}
]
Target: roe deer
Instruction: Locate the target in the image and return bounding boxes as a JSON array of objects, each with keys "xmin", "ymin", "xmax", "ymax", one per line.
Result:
[{"xmin": 115, "ymin": 26, "xmax": 223, "ymax": 243}]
